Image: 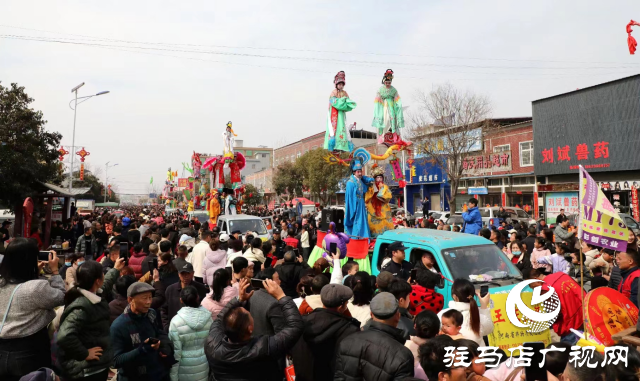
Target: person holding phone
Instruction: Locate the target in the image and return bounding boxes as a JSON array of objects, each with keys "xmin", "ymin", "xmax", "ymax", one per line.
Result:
[
  {"xmin": 246, "ymin": 268, "xmax": 285, "ymax": 337},
  {"xmin": 111, "ymin": 282, "xmax": 175, "ymax": 381},
  {"xmin": 205, "ymin": 278, "xmax": 303, "ymax": 381},
  {"xmin": 274, "ymin": 250, "xmax": 310, "ymax": 298}
]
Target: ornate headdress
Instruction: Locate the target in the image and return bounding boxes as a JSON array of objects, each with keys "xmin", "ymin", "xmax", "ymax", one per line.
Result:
[
  {"xmin": 334, "ymin": 71, "xmax": 346, "ymax": 88},
  {"xmin": 350, "ymin": 157, "xmax": 363, "ymax": 172},
  {"xmin": 226, "ymin": 121, "xmax": 237, "ymax": 137},
  {"xmin": 382, "ymin": 69, "xmax": 394, "ymax": 84},
  {"xmin": 371, "ymin": 164, "xmax": 385, "ymax": 178}
]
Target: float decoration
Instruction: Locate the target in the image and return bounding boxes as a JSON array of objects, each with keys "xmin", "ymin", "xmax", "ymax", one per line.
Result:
[
  {"xmin": 627, "ymin": 20, "xmax": 640, "ymax": 55},
  {"xmin": 58, "ymin": 147, "xmax": 69, "ymax": 162},
  {"xmin": 322, "ymin": 222, "xmax": 350, "ymax": 260},
  {"xmin": 76, "ymin": 147, "xmax": 90, "ymax": 181}
]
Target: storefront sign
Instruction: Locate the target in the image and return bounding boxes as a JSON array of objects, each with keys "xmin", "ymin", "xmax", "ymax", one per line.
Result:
[
  {"xmin": 533, "ymin": 75, "xmax": 640, "ymax": 176},
  {"xmin": 545, "ymin": 191, "xmax": 579, "ymax": 223},
  {"xmin": 533, "ymin": 192, "xmax": 539, "ymax": 219},
  {"xmin": 405, "ymin": 158, "xmax": 446, "ymax": 184},
  {"xmin": 598, "ymin": 181, "xmax": 640, "ymax": 191},
  {"xmin": 462, "ymin": 151, "xmax": 512, "ymax": 176},
  {"xmin": 469, "ymin": 187, "xmax": 488, "ymax": 195},
  {"xmin": 632, "ymin": 187, "xmax": 640, "ymax": 221},
  {"xmin": 538, "ymin": 183, "xmax": 580, "ymax": 192}
]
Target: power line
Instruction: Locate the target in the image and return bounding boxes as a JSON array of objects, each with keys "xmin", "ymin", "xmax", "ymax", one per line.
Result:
[
  {"xmin": 3, "ymin": 34, "xmax": 638, "ymax": 72},
  {"xmin": 1, "ymin": 23, "xmax": 638, "ymax": 66}
]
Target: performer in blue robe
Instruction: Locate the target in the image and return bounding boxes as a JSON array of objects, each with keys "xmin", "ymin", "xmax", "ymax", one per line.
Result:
[{"xmin": 345, "ymin": 157, "xmax": 375, "ymax": 238}]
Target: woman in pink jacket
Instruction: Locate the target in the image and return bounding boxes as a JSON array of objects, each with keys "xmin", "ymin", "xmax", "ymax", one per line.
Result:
[
  {"xmin": 201, "ymin": 268, "xmax": 238, "ymax": 319},
  {"xmin": 202, "ymin": 241, "xmax": 227, "ymax": 286}
]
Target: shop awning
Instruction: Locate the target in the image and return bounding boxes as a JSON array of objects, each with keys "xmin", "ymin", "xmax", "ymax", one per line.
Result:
[
  {"xmin": 290, "ymin": 197, "xmax": 315, "ymax": 205},
  {"xmin": 40, "ymin": 182, "xmax": 92, "ymax": 197}
]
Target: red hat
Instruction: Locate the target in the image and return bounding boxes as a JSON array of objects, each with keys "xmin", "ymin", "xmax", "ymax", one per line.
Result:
[{"xmin": 334, "ymin": 71, "xmax": 346, "ymax": 87}]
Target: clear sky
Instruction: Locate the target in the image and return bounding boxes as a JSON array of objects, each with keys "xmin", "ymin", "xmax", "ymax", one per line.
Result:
[{"xmin": 2, "ymin": 0, "xmax": 639, "ymax": 195}]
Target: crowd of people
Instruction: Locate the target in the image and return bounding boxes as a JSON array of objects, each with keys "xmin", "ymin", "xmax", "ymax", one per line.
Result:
[{"xmin": 0, "ymin": 202, "xmax": 639, "ymax": 381}]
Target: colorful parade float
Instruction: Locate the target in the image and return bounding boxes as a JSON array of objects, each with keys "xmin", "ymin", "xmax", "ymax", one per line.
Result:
[
  {"xmin": 307, "ymin": 69, "xmax": 412, "ymax": 273},
  {"xmin": 166, "ymin": 121, "xmax": 248, "ymax": 228}
]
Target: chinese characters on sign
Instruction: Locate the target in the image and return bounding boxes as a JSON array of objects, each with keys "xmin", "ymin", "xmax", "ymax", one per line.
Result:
[
  {"xmin": 462, "ymin": 151, "xmax": 512, "ymax": 176},
  {"xmin": 443, "ymin": 345, "xmax": 628, "ymax": 369},
  {"xmin": 545, "ymin": 192, "xmax": 579, "ymax": 224},
  {"xmin": 541, "ymin": 141, "xmax": 610, "ymax": 170}
]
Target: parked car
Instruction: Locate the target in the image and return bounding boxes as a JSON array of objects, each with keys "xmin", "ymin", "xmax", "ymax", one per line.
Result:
[
  {"xmin": 371, "ymin": 229, "xmax": 522, "ymax": 306},
  {"xmin": 446, "ymin": 214, "xmax": 464, "ymax": 229},
  {"xmin": 428, "ymin": 211, "xmax": 451, "ymax": 223},
  {"xmin": 187, "ymin": 211, "xmax": 210, "ymax": 225},
  {"xmin": 619, "ymin": 213, "xmax": 640, "ymax": 236},
  {"xmin": 479, "ymin": 207, "xmax": 536, "ymax": 228},
  {"xmin": 217, "ymin": 214, "xmax": 270, "ymax": 241}
]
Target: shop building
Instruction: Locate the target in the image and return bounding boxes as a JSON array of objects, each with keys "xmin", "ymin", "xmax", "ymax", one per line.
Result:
[
  {"xmin": 403, "ymin": 158, "xmax": 450, "ymax": 213},
  {"xmin": 533, "ymin": 74, "xmax": 640, "ymax": 223},
  {"xmin": 456, "ymin": 119, "xmax": 536, "ymax": 213}
]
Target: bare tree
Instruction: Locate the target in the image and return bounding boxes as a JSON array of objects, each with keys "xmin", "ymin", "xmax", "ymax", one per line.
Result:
[{"xmin": 408, "ymin": 83, "xmax": 492, "ymax": 212}]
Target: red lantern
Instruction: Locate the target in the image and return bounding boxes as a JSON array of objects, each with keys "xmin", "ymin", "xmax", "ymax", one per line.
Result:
[
  {"xmin": 58, "ymin": 147, "xmax": 69, "ymax": 161},
  {"xmin": 76, "ymin": 147, "xmax": 90, "ymax": 162}
]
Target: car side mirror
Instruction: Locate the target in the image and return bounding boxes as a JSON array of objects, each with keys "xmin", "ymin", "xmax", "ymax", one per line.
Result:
[{"xmin": 437, "ymin": 276, "xmax": 445, "ymax": 289}]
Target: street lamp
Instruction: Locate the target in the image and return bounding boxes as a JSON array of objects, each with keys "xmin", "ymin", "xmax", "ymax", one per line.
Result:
[
  {"xmin": 68, "ymin": 83, "xmax": 110, "ymax": 191},
  {"xmin": 105, "ymin": 162, "xmax": 118, "ymax": 202}
]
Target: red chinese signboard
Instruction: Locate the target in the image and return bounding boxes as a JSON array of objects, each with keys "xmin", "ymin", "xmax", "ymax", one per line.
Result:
[
  {"xmin": 632, "ymin": 187, "xmax": 640, "ymax": 221},
  {"xmin": 462, "ymin": 152, "xmax": 512, "ymax": 176},
  {"xmin": 177, "ymin": 178, "xmax": 189, "ymax": 188},
  {"xmin": 540, "ymin": 141, "xmax": 610, "ymax": 171},
  {"xmin": 79, "ymin": 163, "xmax": 85, "ymax": 181}
]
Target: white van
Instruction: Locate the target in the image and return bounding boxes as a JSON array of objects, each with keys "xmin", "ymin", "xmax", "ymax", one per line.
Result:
[{"xmin": 217, "ymin": 214, "xmax": 270, "ymax": 241}]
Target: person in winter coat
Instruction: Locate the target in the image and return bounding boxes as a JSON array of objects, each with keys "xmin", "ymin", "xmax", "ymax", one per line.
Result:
[
  {"xmin": 110, "ymin": 282, "xmax": 175, "ymax": 381},
  {"xmin": 334, "ymin": 292, "xmax": 414, "ymax": 380},
  {"xmin": 405, "ymin": 310, "xmax": 440, "ymax": 380},
  {"xmin": 537, "ymin": 243, "xmax": 572, "ymax": 275},
  {"xmin": 530, "ymin": 237, "xmax": 552, "ymax": 274},
  {"xmin": 554, "ymin": 217, "xmax": 576, "ymax": 244},
  {"xmin": 568, "ymin": 251, "xmax": 592, "ymax": 283},
  {"xmin": 109, "ymin": 275, "xmax": 136, "ymax": 324},
  {"xmin": 581, "ymin": 241, "xmax": 600, "ymax": 269},
  {"xmin": 292, "ymin": 284, "xmax": 360, "ymax": 381},
  {"xmin": 298, "ymin": 275, "xmax": 329, "ymax": 316},
  {"xmin": 590, "ymin": 248, "xmax": 614, "ymax": 278},
  {"xmin": 75, "ymin": 227, "xmax": 98, "ymax": 259},
  {"xmin": 168, "ymin": 286, "xmax": 212, "ymax": 381},
  {"xmin": 461, "ymin": 198, "xmax": 483, "ymax": 236},
  {"xmin": 161, "ymin": 262, "xmax": 208, "ymax": 332},
  {"xmin": 275, "ymin": 250, "xmax": 311, "ymax": 298},
  {"xmin": 447, "ymin": 279, "xmax": 493, "ymax": 346},
  {"xmin": 202, "ymin": 240, "xmax": 227, "ymax": 286},
  {"xmin": 201, "ymin": 268, "xmax": 239, "ymax": 320},
  {"xmin": 57, "ymin": 259, "xmax": 124, "ymax": 380},
  {"xmin": 243, "ymin": 238, "xmax": 266, "ymax": 264},
  {"xmin": 408, "ymin": 270, "xmax": 445, "ymax": 315},
  {"xmin": 204, "ymin": 278, "xmax": 303, "ymax": 381},
  {"xmin": 127, "ymin": 243, "xmax": 147, "ymax": 280},
  {"xmin": 346, "ymin": 271, "xmax": 374, "ymax": 326},
  {"xmin": 0, "ymin": 240, "xmax": 65, "ymax": 380},
  {"xmin": 506, "ymin": 241, "xmax": 532, "ymax": 273}
]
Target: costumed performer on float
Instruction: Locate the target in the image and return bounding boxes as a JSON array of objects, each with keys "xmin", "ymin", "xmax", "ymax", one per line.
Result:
[
  {"xmin": 365, "ymin": 164, "xmax": 394, "ymax": 237},
  {"xmin": 208, "ymin": 188, "xmax": 221, "ymax": 229},
  {"xmin": 222, "ymin": 188, "xmax": 237, "ymax": 215},
  {"xmin": 345, "ymin": 157, "xmax": 375, "ymax": 238},
  {"xmin": 323, "ymin": 71, "xmax": 357, "ymax": 152},
  {"xmin": 222, "ymin": 121, "xmax": 237, "ymax": 156},
  {"xmin": 372, "ymin": 69, "xmax": 408, "ymax": 146}
]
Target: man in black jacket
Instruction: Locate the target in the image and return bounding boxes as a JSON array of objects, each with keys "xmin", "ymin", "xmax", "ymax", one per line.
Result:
[
  {"xmin": 334, "ymin": 292, "xmax": 414, "ymax": 380},
  {"xmin": 271, "ymin": 229, "xmax": 287, "ymax": 259},
  {"xmin": 292, "ymin": 284, "xmax": 360, "ymax": 381},
  {"xmin": 522, "ymin": 226, "xmax": 537, "ymax": 256},
  {"xmin": 204, "ymin": 278, "xmax": 303, "ymax": 381},
  {"xmin": 275, "ymin": 250, "xmax": 310, "ymax": 298},
  {"xmin": 381, "ymin": 241, "xmax": 413, "ymax": 281},
  {"xmin": 247, "ymin": 268, "xmax": 285, "ymax": 336},
  {"xmin": 160, "ymin": 262, "xmax": 208, "ymax": 331}
]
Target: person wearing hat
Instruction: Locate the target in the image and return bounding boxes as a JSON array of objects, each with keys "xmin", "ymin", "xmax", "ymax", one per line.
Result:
[
  {"xmin": 345, "ymin": 157, "xmax": 375, "ymax": 239},
  {"xmin": 365, "ymin": 164, "xmax": 394, "ymax": 238},
  {"xmin": 110, "ymin": 282, "xmax": 174, "ymax": 381},
  {"xmin": 323, "ymin": 70, "xmax": 357, "ymax": 153},
  {"xmin": 271, "ymin": 228, "xmax": 287, "ymax": 259},
  {"xmin": 292, "ymin": 283, "xmax": 360, "ymax": 381},
  {"xmin": 381, "ymin": 241, "xmax": 414, "ymax": 281},
  {"xmin": 372, "ymin": 69, "xmax": 408, "ymax": 146},
  {"xmin": 334, "ymin": 292, "xmax": 414, "ymax": 379},
  {"xmin": 160, "ymin": 261, "xmax": 208, "ymax": 332}
]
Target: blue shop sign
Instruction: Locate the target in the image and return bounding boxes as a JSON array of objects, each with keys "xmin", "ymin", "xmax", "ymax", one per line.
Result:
[
  {"xmin": 406, "ymin": 158, "xmax": 447, "ymax": 184},
  {"xmin": 468, "ymin": 186, "xmax": 488, "ymax": 195}
]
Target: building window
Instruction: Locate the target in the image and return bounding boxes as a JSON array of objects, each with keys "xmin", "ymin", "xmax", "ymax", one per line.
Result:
[
  {"xmin": 297, "ymin": 152, "xmax": 301, "ymax": 159},
  {"xmin": 458, "ymin": 180, "xmax": 467, "ymax": 188},
  {"xmin": 512, "ymin": 176, "xmax": 535, "ymax": 186},
  {"xmin": 262, "ymin": 153, "xmax": 268, "ymax": 158},
  {"xmin": 520, "ymin": 141, "xmax": 533, "ymax": 167},
  {"xmin": 493, "ymin": 144, "xmax": 510, "ymax": 153},
  {"xmin": 246, "ymin": 150, "xmax": 253, "ymax": 156},
  {"xmin": 487, "ymin": 178, "xmax": 509, "ymax": 187}
]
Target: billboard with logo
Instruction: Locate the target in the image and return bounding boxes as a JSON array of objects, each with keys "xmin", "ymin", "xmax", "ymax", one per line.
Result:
[{"xmin": 533, "ymin": 74, "xmax": 640, "ymax": 176}]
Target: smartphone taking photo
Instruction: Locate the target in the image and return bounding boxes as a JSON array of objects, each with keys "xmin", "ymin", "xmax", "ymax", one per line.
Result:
[
  {"xmin": 38, "ymin": 251, "xmax": 51, "ymax": 261},
  {"xmin": 480, "ymin": 285, "xmax": 489, "ymax": 298},
  {"xmin": 524, "ymin": 342, "xmax": 547, "ymax": 381},
  {"xmin": 119, "ymin": 242, "xmax": 129, "ymax": 263},
  {"xmin": 250, "ymin": 278, "xmax": 265, "ymax": 289}
]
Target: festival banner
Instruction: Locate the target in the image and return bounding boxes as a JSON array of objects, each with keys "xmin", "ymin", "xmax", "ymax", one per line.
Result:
[
  {"xmin": 631, "ymin": 186, "xmax": 640, "ymax": 221},
  {"xmin": 487, "ymin": 292, "xmax": 551, "ymax": 354},
  {"xmin": 177, "ymin": 178, "xmax": 189, "ymax": 188},
  {"xmin": 583, "ymin": 287, "xmax": 638, "ymax": 346},
  {"xmin": 578, "ymin": 166, "xmax": 629, "ymax": 251}
]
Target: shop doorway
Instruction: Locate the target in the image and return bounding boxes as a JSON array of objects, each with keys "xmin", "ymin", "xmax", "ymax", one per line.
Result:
[
  {"xmin": 431, "ymin": 193, "xmax": 441, "ymax": 211},
  {"xmin": 413, "ymin": 193, "xmax": 422, "ymax": 213}
]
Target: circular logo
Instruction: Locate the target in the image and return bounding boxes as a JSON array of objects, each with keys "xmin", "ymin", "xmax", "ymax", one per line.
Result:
[{"xmin": 505, "ymin": 280, "xmax": 561, "ymax": 333}]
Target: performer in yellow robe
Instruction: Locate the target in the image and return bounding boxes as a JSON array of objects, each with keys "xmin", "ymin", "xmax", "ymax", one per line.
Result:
[
  {"xmin": 365, "ymin": 165, "xmax": 394, "ymax": 238},
  {"xmin": 208, "ymin": 189, "xmax": 221, "ymax": 227}
]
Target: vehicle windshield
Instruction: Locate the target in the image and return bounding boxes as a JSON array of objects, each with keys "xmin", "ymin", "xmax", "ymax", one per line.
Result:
[
  {"xmin": 228, "ymin": 219, "xmax": 268, "ymax": 235},
  {"xmin": 516, "ymin": 210, "xmax": 529, "ymax": 218},
  {"xmin": 191, "ymin": 213, "xmax": 209, "ymax": 223},
  {"xmin": 625, "ymin": 217, "xmax": 639, "ymax": 229},
  {"xmin": 479, "ymin": 208, "xmax": 491, "ymax": 217},
  {"xmin": 431, "ymin": 212, "xmax": 442, "ymax": 219},
  {"xmin": 441, "ymin": 245, "xmax": 521, "ymax": 280}
]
